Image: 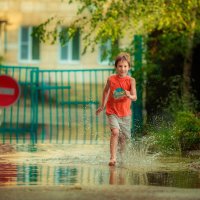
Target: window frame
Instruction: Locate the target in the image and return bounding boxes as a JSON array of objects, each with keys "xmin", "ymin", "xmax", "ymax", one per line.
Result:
[
  {"xmin": 59, "ymin": 27, "xmax": 80, "ymax": 64},
  {"xmin": 19, "ymin": 26, "xmax": 40, "ymax": 63},
  {"xmin": 98, "ymin": 40, "xmax": 112, "ymax": 66}
]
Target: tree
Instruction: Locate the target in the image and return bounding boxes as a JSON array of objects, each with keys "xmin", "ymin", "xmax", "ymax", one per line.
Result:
[{"xmin": 34, "ymin": 0, "xmax": 200, "ymax": 109}]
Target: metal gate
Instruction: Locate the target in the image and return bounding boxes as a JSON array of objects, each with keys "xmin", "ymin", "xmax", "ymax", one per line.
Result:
[
  {"xmin": 30, "ymin": 69, "xmax": 113, "ymax": 144},
  {"xmin": 0, "ymin": 66, "xmax": 113, "ymax": 144}
]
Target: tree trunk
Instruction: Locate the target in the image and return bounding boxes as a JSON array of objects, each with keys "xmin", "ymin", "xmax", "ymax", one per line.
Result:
[{"xmin": 182, "ymin": 19, "xmax": 196, "ymax": 106}]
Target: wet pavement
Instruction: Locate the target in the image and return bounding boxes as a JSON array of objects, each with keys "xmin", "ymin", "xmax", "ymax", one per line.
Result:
[{"xmin": 0, "ymin": 143, "xmax": 199, "ymax": 188}]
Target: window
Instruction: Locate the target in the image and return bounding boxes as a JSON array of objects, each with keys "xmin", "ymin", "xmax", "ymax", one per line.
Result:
[
  {"xmin": 59, "ymin": 28, "xmax": 80, "ymax": 63},
  {"xmin": 19, "ymin": 26, "xmax": 40, "ymax": 62},
  {"xmin": 98, "ymin": 40, "xmax": 112, "ymax": 65}
]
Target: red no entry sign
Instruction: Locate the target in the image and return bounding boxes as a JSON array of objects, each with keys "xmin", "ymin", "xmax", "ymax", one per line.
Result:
[{"xmin": 0, "ymin": 75, "xmax": 20, "ymax": 108}]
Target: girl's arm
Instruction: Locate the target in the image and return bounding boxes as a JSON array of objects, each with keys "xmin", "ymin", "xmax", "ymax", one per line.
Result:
[
  {"xmin": 96, "ymin": 78, "xmax": 110, "ymax": 115},
  {"xmin": 125, "ymin": 77, "xmax": 137, "ymax": 101}
]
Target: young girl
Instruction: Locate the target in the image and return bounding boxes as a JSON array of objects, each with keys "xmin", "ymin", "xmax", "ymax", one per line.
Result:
[{"xmin": 96, "ymin": 52, "xmax": 137, "ymax": 166}]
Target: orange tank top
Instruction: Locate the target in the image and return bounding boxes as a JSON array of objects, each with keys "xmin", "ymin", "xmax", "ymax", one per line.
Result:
[{"xmin": 106, "ymin": 74, "xmax": 132, "ymax": 117}]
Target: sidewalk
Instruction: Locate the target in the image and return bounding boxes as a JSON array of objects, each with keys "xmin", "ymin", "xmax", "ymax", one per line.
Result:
[{"xmin": 0, "ymin": 185, "xmax": 200, "ymax": 200}]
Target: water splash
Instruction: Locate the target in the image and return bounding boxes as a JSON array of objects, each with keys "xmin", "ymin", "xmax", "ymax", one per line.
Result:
[{"xmin": 121, "ymin": 136, "xmax": 160, "ymax": 169}]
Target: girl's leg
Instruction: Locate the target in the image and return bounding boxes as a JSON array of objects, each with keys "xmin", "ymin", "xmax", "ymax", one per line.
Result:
[
  {"xmin": 118, "ymin": 116, "xmax": 131, "ymax": 162},
  {"xmin": 109, "ymin": 128, "xmax": 119, "ymax": 166},
  {"xmin": 118, "ymin": 134, "xmax": 126, "ymax": 163},
  {"xmin": 118, "ymin": 134, "xmax": 126, "ymax": 156}
]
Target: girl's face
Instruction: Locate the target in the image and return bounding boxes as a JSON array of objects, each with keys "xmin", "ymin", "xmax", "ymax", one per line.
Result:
[{"xmin": 115, "ymin": 60, "xmax": 130, "ymax": 77}]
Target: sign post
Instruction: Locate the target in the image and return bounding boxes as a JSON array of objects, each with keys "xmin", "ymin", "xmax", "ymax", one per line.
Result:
[{"xmin": 0, "ymin": 75, "xmax": 20, "ymax": 108}]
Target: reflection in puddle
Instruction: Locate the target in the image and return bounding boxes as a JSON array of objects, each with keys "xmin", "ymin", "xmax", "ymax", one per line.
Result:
[{"xmin": 0, "ymin": 144, "xmax": 199, "ymax": 188}]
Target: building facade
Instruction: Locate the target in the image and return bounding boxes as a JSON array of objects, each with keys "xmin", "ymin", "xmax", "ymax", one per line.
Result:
[{"xmin": 0, "ymin": 0, "xmax": 132, "ymax": 69}]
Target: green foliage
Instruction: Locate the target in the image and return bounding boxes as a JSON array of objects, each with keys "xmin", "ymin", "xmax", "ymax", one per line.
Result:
[
  {"xmin": 31, "ymin": 17, "xmax": 79, "ymax": 46},
  {"xmin": 145, "ymin": 27, "xmax": 200, "ymax": 116},
  {"xmin": 174, "ymin": 111, "xmax": 200, "ymax": 151},
  {"xmin": 34, "ymin": 0, "xmax": 200, "ymax": 56},
  {"xmin": 31, "ymin": 17, "xmax": 58, "ymax": 44},
  {"xmin": 176, "ymin": 111, "xmax": 200, "ymax": 133},
  {"xmin": 147, "ymin": 118, "xmax": 181, "ymax": 155},
  {"xmin": 148, "ymin": 109, "xmax": 200, "ymax": 155},
  {"xmin": 147, "ymin": 80, "xmax": 200, "ymax": 155}
]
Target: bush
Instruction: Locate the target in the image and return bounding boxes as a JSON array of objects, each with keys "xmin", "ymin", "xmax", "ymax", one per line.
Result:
[
  {"xmin": 148, "ymin": 120, "xmax": 181, "ymax": 155},
  {"xmin": 174, "ymin": 111, "xmax": 200, "ymax": 152},
  {"xmin": 148, "ymin": 111, "xmax": 200, "ymax": 155}
]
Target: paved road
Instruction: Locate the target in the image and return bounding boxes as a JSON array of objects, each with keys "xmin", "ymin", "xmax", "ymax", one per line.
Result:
[{"xmin": 0, "ymin": 185, "xmax": 200, "ymax": 200}]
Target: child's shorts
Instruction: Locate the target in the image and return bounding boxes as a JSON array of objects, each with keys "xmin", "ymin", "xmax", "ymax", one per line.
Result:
[{"xmin": 107, "ymin": 114, "xmax": 131, "ymax": 139}]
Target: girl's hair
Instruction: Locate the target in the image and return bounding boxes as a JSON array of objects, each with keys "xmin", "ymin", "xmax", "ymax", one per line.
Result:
[{"xmin": 114, "ymin": 52, "xmax": 131, "ymax": 68}]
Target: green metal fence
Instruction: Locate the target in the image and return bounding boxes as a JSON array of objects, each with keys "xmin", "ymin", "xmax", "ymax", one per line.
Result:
[
  {"xmin": 0, "ymin": 66, "xmax": 114, "ymax": 144},
  {"xmin": 30, "ymin": 69, "xmax": 113, "ymax": 144}
]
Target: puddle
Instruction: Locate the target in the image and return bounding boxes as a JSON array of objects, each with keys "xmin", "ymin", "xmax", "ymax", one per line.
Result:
[{"xmin": 0, "ymin": 143, "xmax": 199, "ymax": 188}]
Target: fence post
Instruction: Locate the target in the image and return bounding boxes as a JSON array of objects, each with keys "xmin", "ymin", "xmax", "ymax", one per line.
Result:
[
  {"xmin": 30, "ymin": 69, "xmax": 39, "ymax": 143},
  {"xmin": 132, "ymin": 35, "xmax": 143, "ymax": 136}
]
